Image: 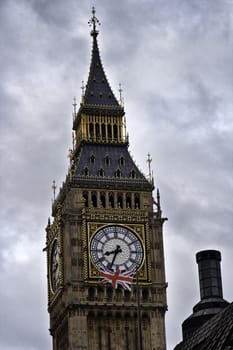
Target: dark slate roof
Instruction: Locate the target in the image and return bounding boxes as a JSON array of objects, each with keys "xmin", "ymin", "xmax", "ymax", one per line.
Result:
[
  {"xmin": 174, "ymin": 302, "xmax": 233, "ymax": 350},
  {"xmin": 83, "ymin": 32, "xmax": 120, "ymax": 107},
  {"xmin": 72, "ymin": 143, "xmax": 152, "ymax": 190}
]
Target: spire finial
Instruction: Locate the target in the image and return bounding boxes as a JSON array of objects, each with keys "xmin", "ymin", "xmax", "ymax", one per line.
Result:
[
  {"xmin": 72, "ymin": 97, "xmax": 77, "ymax": 114},
  {"xmin": 119, "ymin": 82, "xmax": 124, "ymax": 107},
  {"xmin": 147, "ymin": 153, "xmax": 152, "ymax": 181},
  {"xmin": 88, "ymin": 6, "xmax": 100, "ymax": 36},
  {"xmin": 52, "ymin": 180, "xmax": 57, "ymax": 202},
  {"xmin": 72, "ymin": 97, "xmax": 77, "ymax": 122},
  {"xmin": 81, "ymin": 81, "xmax": 85, "ymax": 103}
]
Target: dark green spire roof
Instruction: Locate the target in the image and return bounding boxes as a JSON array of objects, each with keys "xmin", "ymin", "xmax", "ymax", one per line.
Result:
[
  {"xmin": 74, "ymin": 8, "xmax": 124, "ymax": 124},
  {"xmin": 79, "ymin": 7, "xmax": 124, "ymax": 115},
  {"xmin": 83, "ymin": 30, "xmax": 120, "ymax": 107}
]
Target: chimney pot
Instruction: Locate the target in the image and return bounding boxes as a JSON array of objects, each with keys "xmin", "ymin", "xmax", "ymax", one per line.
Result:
[{"xmin": 196, "ymin": 249, "xmax": 223, "ymax": 300}]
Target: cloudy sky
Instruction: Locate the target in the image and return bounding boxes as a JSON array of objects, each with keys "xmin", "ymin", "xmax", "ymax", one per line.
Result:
[{"xmin": 0, "ymin": 0, "xmax": 232, "ymax": 349}]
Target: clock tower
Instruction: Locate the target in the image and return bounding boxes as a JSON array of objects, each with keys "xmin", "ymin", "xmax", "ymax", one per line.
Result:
[{"xmin": 45, "ymin": 8, "xmax": 167, "ymax": 350}]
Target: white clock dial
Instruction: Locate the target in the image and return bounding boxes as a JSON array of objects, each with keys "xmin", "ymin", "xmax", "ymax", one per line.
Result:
[{"xmin": 90, "ymin": 225, "xmax": 144, "ymax": 271}]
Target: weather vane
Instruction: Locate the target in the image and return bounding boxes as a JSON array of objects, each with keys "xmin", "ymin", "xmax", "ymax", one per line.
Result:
[{"xmin": 88, "ymin": 6, "xmax": 100, "ymax": 34}]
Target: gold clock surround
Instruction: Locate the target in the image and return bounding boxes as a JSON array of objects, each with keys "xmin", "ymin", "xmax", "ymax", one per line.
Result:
[
  {"xmin": 49, "ymin": 239, "xmax": 60, "ymax": 294},
  {"xmin": 85, "ymin": 219, "xmax": 151, "ymax": 284}
]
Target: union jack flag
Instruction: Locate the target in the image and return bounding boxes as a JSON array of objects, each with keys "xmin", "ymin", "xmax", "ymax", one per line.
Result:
[{"xmin": 98, "ymin": 267, "xmax": 135, "ymax": 291}]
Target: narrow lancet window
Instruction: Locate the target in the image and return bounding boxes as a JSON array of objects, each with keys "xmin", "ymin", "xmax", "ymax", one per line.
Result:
[
  {"xmin": 83, "ymin": 191, "xmax": 88, "ymax": 207},
  {"xmin": 105, "ymin": 155, "xmax": 111, "ymax": 165},
  {"xmin": 90, "ymin": 154, "xmax": 95, "ymax": 164},
  {"xmin": 109, "ymin": 193, "xmax": 114, "ymax": 208},
  {"xmin": 113, "ymin": 124, "xmax": 118, "ymax": 140},
  {"xmin": 119, "ymin": 156, "xmax": 125, "ymax": 166},
  {"xmin": 116, "ymin": 169, "xmax": 121, "ymax": 177},
  {"xmin": 135, "ymin": 193, "xmax": 140, "ymax": 209},
  {"xmin": 99, "ymin": 168, "xmax": 104, "ymax": 177},
  {"xmin": 91, "ymin": 192, "xmax": 97, "ymax": 207}
]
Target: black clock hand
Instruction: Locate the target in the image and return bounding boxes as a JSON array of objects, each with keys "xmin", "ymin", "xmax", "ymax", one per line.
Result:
[
  {"xmin": 105, "ymin": 245, "xmax": 122, "ymax": 256},
  {"xmin": 110, "ymin": 245, "xmax": 122, "ymax": 268},
  {"xmin": 104, "ymin": 249, "xmax": 116, "ymax": 256}
]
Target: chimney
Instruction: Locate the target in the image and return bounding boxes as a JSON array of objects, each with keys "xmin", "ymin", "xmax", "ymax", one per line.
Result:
[
  {"xmin": 181, "ymin": 250, "xmax": 229, "ymax": 340},
  {"xmin": 196, "ymin": 250, "xmax": 223, "ymax": 300}
]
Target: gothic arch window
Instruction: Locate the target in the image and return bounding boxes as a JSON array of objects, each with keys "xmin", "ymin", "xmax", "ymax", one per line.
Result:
[
  {"xmin": 113, "ymin": 124, "xmax": 118, "ymax": 140},
  {"xmin": 117, "ymin": 193, "xmax": 123, "ymax": 208},
  {"xmin": 100, "ymin": 192, "xmax": 106, "ymax": 208},
  {"xmin": 95, "ymin": 123, "xmax": 100, "ymax": 140},
  {"xmin": 115, "ymin": 169, "xmax": 121, "ymax": 178},
  {"xmin": 119, "ymin": 156, "xmax": 125, "ymax": 166},
  {"xmin": 104, "ymin": 155, "xmax": 111, "ymax": 165},
  {"xmin": 131, "ymin": 169, "xmax": 136, "ymax": 178},
  {"xmin": 89, "ymin": 123, "xmax": 94, "ymax": 139},
  {"xmin": 98, "ymin": 168, "xmax": 104, "ymax": 177},
  {"xmin": 119, "ymin": 125, "xmax": 122, "ymax": 139},
  {"xmin": 91, "ymin": 192, "xmax": 97, "ymax": 207},
  {"xmin": 97, "ymin": 286, "xmax": 104, "ymax": 300},
  {"xmin": 106, "ymin": 287, "xmax": 112, "ymax": 300},
  {"xmin": 135, "ymin": 193, "xmax": 140, "ymax": 209},
  {"xmin": 109, "ymin": 192, "xmax": 114, "ymax": 208},
  {"xmin": 83, "ymin": 191, "xmax": 88, "ymax": 207},
  {"xmin": 124, "ymin": 290, "xmax": 131, "ymax": 301},
  {"xmin": 116, "ymin": 289, "xmax": 122, "ymax": 301},
  {"xmin": 84, "ymin": 167, "xmax": 89, "ymax": 176},
  {"xmin": 101, "ymin": 123, "xmax": 106, "ymax": 139},
  {"xmin": 126, "ymin": 193, "xmax": 131, "ymax": 208},
  {"xmin": 88, "ymin": 287, "xmax": 95, "ymax": 301},
  {"xmin": 90, "ymin": 154, "xmax": 95, "ymax": 164},
  {"xmin": 107, "ymin": 124, "xmax": 112, "ymax": 139},
  {"xmin": 142, "ymin": 289, "xmax": 149, "ymax": 301}
]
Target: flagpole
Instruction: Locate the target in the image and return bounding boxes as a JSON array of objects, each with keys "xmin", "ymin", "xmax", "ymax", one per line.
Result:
[{"xmin": 136, "ymin": 270, "xmax": 143, "ymax": 350}]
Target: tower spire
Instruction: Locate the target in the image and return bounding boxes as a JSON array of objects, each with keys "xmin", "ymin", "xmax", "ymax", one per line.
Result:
[
  {"xmin": 46, "ymin": 9, "xmax": 167, "ymax": 350},
  {"xmin": 78, "ymin": 7, "xmax": 123, "ymax": 110}
]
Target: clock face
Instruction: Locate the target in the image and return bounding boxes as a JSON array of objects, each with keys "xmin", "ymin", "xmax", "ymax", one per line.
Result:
[
  {"xmin": 90, "ymin": 225, "xmax": 144, "ymax": 272},
  {"xmin": 50, "ymin": 240, "xmax": 60, "ymax": 293}
]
